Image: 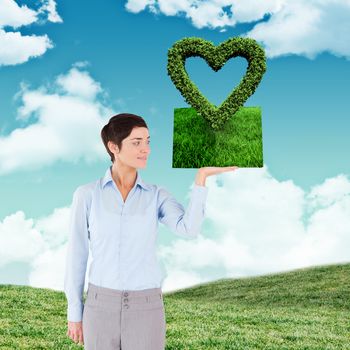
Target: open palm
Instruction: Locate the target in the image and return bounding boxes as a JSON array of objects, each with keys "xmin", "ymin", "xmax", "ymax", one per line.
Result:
[{"xmin": 199, "ymin": 166, "xmax": 239, "ymax": 177}]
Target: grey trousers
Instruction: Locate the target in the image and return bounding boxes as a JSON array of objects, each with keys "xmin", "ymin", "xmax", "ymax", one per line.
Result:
[{"xmin": 82, "ymin": 282, "xmax": 166, "ymax": 350}]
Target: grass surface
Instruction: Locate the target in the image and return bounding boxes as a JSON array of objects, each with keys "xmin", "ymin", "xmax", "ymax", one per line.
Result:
[
  {"xmin": 172, "ymin": 107, "xmax": 263, "ymax": 168},
  {"xmin": 0, "ymin": 263, "xmax": 349, "ymax": 349}
]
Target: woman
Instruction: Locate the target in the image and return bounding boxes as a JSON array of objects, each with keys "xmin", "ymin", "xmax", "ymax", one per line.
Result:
[{"xmin": 64, "ymin": 113, "xmax": 238, "ymax": 349}]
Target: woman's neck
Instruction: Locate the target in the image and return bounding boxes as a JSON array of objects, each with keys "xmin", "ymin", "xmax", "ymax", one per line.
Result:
[{"xmin": 111, "ymin": 162, "xmax": 137, "ymax": 190}]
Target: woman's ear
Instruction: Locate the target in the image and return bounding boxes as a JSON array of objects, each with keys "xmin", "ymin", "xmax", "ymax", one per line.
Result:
[{"xmin": 107, "ymin": 141, "xmax": 117, "ymax": 154}]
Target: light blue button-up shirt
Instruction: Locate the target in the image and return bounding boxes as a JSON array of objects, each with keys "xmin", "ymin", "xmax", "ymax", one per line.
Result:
[{"xmin": 64, "ymin": 165, "xmax": 208, "ymax": 322}]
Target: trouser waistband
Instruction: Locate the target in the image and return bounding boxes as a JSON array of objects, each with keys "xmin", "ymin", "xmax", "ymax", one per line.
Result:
[{"xmin": 87, "ymin": 282, "xmax": 162, "ymax": 297}]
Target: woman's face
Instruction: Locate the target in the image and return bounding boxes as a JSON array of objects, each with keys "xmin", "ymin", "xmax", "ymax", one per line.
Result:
[{"xmin": 109, "ymin": 127, "xmax": 151, "ymax": 169}]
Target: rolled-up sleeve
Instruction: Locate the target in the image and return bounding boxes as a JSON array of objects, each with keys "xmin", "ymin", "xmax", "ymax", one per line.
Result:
[
  {"xmin": 64, "ymin": 186, "xmax": 90, "ymax": 322},
  {"xmin": 158, "ymin": 184, "xmax": 208, "ymax": 239}
]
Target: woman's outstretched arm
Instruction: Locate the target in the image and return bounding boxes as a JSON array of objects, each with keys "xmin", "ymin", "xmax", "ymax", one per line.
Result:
[{"xmin": 158, "ymin": 166, "xmax": 238, "ymax": 238}]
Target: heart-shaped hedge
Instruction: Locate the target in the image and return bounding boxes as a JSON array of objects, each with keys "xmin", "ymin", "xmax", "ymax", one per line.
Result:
[{"xmin": 167, "ymin": 37, "xmax": 266, "ymax": 131}]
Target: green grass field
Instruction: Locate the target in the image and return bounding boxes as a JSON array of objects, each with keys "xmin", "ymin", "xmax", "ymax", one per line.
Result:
[
  {"xmin": 0, "ymin": 263, "xmax": 349, "ymax": 349},
  {"xmin": 172, "ymin": 107, "xmax": 263, "ymax": 168}
]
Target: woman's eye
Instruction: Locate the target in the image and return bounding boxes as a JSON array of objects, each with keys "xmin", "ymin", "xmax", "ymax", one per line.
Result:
[{"xmin": 133, "ymin": 141, "xmax": 150, "ymax": 146}]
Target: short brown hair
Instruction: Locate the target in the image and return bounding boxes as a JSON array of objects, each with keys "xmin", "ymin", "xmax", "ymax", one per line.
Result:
[{"xmin": 101, "ymin": 113, "xmax": 148, "ymax": 163}]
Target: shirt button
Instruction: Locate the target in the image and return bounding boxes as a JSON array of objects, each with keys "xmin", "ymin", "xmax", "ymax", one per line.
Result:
[
  {"xmin": 123, "ymin": 292, "xmax": 129, "ymax": 297},
  {"xmin": 124, "ymin": 298, "xmax": 128, "ymax": 303},
  {"xmin": 124, "ymin": 304, "xmax": 129, "ymax": 309}
]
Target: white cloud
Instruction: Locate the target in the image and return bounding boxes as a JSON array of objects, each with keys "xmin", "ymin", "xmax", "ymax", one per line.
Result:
[
  {"xmin": 230, "ymin": 0, "xmax": 283, "ymax": 23},
  {"xmin": 28, "ymin": 245, "xmax": 68, "ymax": 291},
  {"xmin": 35, "ymin": 207, "xmax": 71, "ymax": 248},
  {"xmin": 1, "ymin": 167, "xmax": 349, "ymax": 292},
  {"xmin": 0, "ymin": 201, "xmax": 91, "ymax": 292},
  {"xmin": 187, "ymin": 1, "xmax": 237, "ymax": 29},
  {"xmin": 0, "ymin": 65, "xmax": 113, "ymax": 175},
  {"xmin": 56, "ymin": 67, "xmax": 102, "ymax": 100},
  {"xmin": 0, "ymin": 211, "xmax": 47, "ymax": 266},
  {"xmin": 0, "ymin": 0, "xmax": 62, "ymax": 66},
  {"xmin": 0, "ymin": 0, "xmax": 37, "ymax": 28},
  {"xmin": 124, "ymin": 0, "xmax": 350, "ymax": 60},
  {"xmin": 28, "ymin": 237, "xmax": 91, "ymax": 292},
  {"xmin": 156, "ymin": 0, "xmax": 190, "ymax": 16},
  {"xmin": 0, "ymin": 29, "xmax": 53, "ymax": 66},
  {"xmin": 245, "ymin": 0, "xmax": 350, "ymax": 59},
  {"xmin": 160, "ymin": 166, "xmax": 350, "ymax": 292},
  {"xmin": 161, "ymin": 268, "xmax": 203, "ymax": 292},
  {"xmin": 307, "ymin": 174, "xmax": 350, "ymax": 208},
  {"xmin": 38, "ymin": 0, "xmax": 63, "ymax": 23},
  {"xmin": 125, "ymin": 0, "xmax": 156, "ymax": 13}
]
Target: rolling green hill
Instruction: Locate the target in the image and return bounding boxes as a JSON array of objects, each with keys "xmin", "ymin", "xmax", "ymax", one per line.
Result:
[{"xmin": 0, "ymin": 263, "xmax": 349, "ymax": 349}]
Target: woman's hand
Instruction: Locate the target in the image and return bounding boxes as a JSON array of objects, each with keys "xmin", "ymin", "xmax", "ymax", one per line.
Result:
[
  {"xmin": 195, "ymin": 166, "xmax": 239, "ymax": 186},
  {"xmin": 67, "ymin": 321, "xmax": 84, "ymax": 346}
]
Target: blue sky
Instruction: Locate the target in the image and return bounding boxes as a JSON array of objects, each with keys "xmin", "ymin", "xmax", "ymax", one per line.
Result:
[{"xmin": 0, "ymin": 0, "xmax": 350, "ymax": 292}]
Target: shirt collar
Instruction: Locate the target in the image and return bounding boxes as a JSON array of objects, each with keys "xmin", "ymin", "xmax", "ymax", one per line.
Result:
[{"xmin": 101, "ymin": 165, "xmax": 150, "ymax": 191}]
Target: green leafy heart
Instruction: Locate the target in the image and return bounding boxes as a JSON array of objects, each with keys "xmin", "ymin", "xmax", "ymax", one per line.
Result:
[{"xmin": 167, "ymin": 37, "xmax": 267, "ymax": 131}]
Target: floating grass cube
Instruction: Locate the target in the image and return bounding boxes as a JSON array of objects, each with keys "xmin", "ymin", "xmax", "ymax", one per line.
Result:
[{"xmin": 172, "ymin": 107, "xmax": 263, "ymax": 168}]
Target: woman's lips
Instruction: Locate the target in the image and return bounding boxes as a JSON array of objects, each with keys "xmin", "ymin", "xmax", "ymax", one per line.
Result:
[{"xmin": 137, "ymin": 157, "xmax": 147, "ymax": 160}]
